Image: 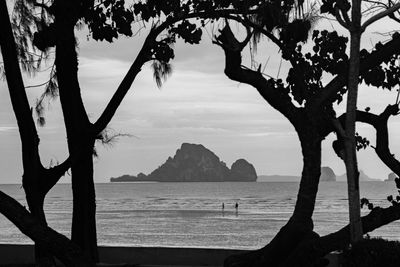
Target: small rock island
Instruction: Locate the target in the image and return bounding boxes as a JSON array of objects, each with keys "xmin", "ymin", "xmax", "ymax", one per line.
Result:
[
  {"xmin": 320, "ymin": 166, "xmax": 336, "ymax": 182},
  {"xmin": 110, "ymin": 143, "xmax": 257, "ymax": 182},
  {"xmin": 386, "ymin": 172, "xmax": 397, "ymax": 182}
]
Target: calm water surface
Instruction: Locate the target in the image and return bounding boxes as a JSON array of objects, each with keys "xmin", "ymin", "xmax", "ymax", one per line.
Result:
[{"xmin": 0, "ymin": 182, "xmax": 398, "ymax": 249}]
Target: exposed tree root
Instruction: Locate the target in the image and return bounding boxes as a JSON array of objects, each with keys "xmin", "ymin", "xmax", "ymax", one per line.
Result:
[
  {"xmin": 225, "ymin": 203, "xmax": 400, "ymax": 267},
  {"xmin": 282, "ymin": 204, "xmax": 400, "ymax": 267}
]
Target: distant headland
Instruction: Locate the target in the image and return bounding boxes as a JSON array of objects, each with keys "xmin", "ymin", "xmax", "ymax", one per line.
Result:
[
  {"xmin": 110, "ymin": 143, "xmax": 258, "ymax": 182},
  {"xmin": 258, "ymin": 166, "xmax": 380, "ymax": 182}
]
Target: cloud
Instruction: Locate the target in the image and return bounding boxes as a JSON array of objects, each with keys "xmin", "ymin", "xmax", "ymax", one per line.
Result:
[
  {"xmin": 0, "ymin": 126, "xmax": 17, "ymax": 132},
  {"xmin": 243, "ymin": 132, "xmax": 296, "ymax": 137}
]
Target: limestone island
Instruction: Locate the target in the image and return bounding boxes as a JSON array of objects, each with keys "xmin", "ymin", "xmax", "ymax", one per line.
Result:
[
  {"xmin": 110, "ymin": 143, "xmax": 258, "ymax": 182},
  {"xmin": 320, "ymin": 166, "xmax": 336, "ymax": 182}
]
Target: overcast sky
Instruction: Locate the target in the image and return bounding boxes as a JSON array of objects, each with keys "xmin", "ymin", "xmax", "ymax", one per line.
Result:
[{"xmin": 1, "ymin": 11, "xmax": 400, "ymax": 183}]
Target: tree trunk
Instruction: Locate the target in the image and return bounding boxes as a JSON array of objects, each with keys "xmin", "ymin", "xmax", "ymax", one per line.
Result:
[
  {"xmin": 71, "ymin": 141, "xmax": 98, "ymax": 262},
  {"xmin": 24, "ymin": 180, "xmax": 55, "ymax": 266},
  {"xmin": 291, "ymin": 127, "xmax": 322, "ymax": 226},
  {"xmin": 55, "ymin": 0, "xmax": 98, "ymax": 261},
  {"xmin": 344, "ymin": 0, "xmax": 363, "ymax": 243},
  {"xmin": 0, "ymin": 2, "xmax": 58, "ymax": 265},
  {"xmin": 224, "ymin": 125, "xmax": 322, "ymax": 267}
]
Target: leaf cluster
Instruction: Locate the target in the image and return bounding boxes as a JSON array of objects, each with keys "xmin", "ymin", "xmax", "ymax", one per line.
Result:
[
  {"xmin": 11, "ymin": 0, "xmax": 53, "ymax": 74},
  {"xmin": 35, "ymin": 66, "xmax": 58, "ymax": 126},
  {"xmin": 284, "ymin": 30, "xmax": 349, "ymax": 106},
  {"xmin": 251, "ymin": 0, "xmax": 305, "ymax": 32},
  {"xmin": 360, "ymin": 33, "xmax": 400, "ymax": 90},
  {"xmin": 355, "ymin": 132, "xmax": 370, "ymax": 151},
  {"xmin": 360, "ymin": 197, "xmax": 374, "ymax": 210},
  {"xmin": 85, "ymin": 0, "xmax": 135, "ymax": 42},
  {"xmin": 320, "ymin": 0, "xmax": 350, "ymax": 16},
  {"xmin": 362, "ymin": 177, "xmax": 400, "ymax": 211},
  {"xmin": 387, "ymin": 177, "xmax": 400, "ymax": 207}
]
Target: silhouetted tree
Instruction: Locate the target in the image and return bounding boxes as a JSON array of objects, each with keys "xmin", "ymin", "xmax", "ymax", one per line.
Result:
[
  {"xmin": 283, "ymin": 104, "xmax": 400, "ymax": 267},
  {"xmin": 211, "ymin": 1, "xmax": 400, "ymax": 266},
  {"xmin": 0, "ymin": 2, "xmax": 89, "ymax": 265},
  {"xmin": 17, "ymin": 0, "xmax": 260, "ymax": 262},
  {"xmin": 343, "ymin": 0, "xmax": 364, "ymax": 243},
  {"xmin": 329, "ymin": 0, "xmax": 400, "ymax": 244}
]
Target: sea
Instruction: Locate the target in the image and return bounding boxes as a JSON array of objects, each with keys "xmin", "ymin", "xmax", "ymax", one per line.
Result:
[{"xmin": 0, "ymin": 181, "xmax": 399, "ymax": 250}]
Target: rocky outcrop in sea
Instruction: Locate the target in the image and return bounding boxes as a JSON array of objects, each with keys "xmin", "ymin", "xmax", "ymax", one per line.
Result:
[
  {"xmin": 386, "ymin": 172, "xmax": 397, "ymax": 182},
  {"xmin": 110, "ymin": 143, "xmax": 257, "ymax": 182}
]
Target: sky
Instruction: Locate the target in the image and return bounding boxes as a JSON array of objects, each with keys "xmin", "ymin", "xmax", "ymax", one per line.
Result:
[{"xmin": 1, "ymin": 7, "xmax": 400, "ymax": 183}]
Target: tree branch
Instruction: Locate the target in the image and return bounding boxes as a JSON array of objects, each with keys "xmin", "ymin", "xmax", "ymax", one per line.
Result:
[
  {"xmin": 311, "ymin": 35, "xmax": 400, "ymax": 111},
  {"xmin": 361, "ymin": 3, "xmax": 400, "ymax": 32},
  {"xmin": 42, "ymin": 157, "xmax": 71, "ymax": 195},
  {"xmin": 214, "ymin": 24, "xmax": 299, "ymax": 123},
  {"xmin": 92, "ymin": 34, "xmax": 151, "ymax": 135},
  {"xmin": 335, "ymin": 6, "xmax": 350, "ymax": 29},
  {"xmin": 0, "ymin": 0, "xmax": 41, "ymax": 162},
  {"xmin": 337, "ymin": 105, "xmax": 400, "ymax": 177}
]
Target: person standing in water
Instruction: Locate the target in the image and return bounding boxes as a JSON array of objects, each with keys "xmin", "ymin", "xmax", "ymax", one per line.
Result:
[
  {"xmin": 222, "ymin": 202, "xmax": 225, "ymax": 216},
  {"xmin": 235, "ymin": 202, "xmax": 238, "ymax": 216}
]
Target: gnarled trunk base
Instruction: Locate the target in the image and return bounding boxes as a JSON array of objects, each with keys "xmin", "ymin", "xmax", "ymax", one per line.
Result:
[{"xmin": 224, "ymin": 219, "xmax": 319, "ymax": 267}]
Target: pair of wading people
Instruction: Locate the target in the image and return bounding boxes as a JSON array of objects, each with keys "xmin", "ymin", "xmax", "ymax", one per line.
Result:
[{"xmin": 222, "ymin": 202, "xmax": 239, "ymax": 216}]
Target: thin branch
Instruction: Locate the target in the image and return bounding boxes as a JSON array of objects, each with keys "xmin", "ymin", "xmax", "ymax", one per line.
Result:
[
  {"xmin": 43, "ymin": 157, "xmax": 71, "ymax": 195},
  {"xmin": 214, "ymin": 24, "xmax": 299, "ymax": 122},
  {"xmin": 335, "ymin": 6, "xmax": 350, "ymax": 29},
  {"xmin": 25, "ymin": 80, "xmax": 51, "ymax": 89}
]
